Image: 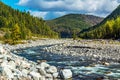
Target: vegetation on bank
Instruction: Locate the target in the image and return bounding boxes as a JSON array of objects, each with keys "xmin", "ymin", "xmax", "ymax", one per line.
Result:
[
  {"xmin": 80, "ymin": 16, "xmax": 120, "ymax": 39},
  {"xmin": 79, "ymin": 5, "xmax": 120, "ymax": 39},
  {"xmin": 0, "ymin": 1, "xmax": 58, "ymax": 44}
]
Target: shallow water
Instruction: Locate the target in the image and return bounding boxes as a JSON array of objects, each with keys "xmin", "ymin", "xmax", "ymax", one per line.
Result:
[{"xmin": 13, "ymin": 46, "xmax": 120, "ymax": 80}]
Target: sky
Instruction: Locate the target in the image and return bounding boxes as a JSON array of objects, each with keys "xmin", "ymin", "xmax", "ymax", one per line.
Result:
[{"xmin": 1, "ymin": 0, "xmax": 120, "ymax": 20}]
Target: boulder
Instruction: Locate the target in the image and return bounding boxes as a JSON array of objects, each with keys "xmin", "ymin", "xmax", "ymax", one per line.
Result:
[
  {"xmin": 37, "ymin": 67, "xmax": 46, "ymax": 76},
  {"xmin": 21, "ymin": 69, "xmax": 29, "ymax": 77},
  {"xmin": 46, "ymin": 66, "xmax": 57, "ymax": 74},
  {"xmin": 102, "ymin": 62, "xmax": 110, "ymax": 66},
  {"xmin": 45, "ymin": 73, "xmax": 53, "ymax": 79},
  {"xmin": 41, "ymin": 76, "xmax": 45, "ymax": 80},
  {"xmin": 12, "ymin": 69, "xmax": 23, "ymax": 78},
  {"xmin": 21, "ymin": 61, "xmax": 31, "ymax": 68},
  {"xmin": 0, "ymin": 46, "xmax": 5, "ymax": 54},
  {"xmin": 53, "ymin": 72, "xmax": 59, "ymax": 78},
  {"xmin": 3, "ymin": 67, "xmax": 14, "ymax": 79},
  {"xmin": 8, "ymin": 61, "xmax": 16, "ymax": 69},
  {"xmin": 59, "ymin": 69, "xmax": 72, "ymax": 79},
  {"xmin": 29, "ymin": 71, "xmax": 41, "ymax": 80},
  {"xmin": 40, "ymin": 62, "xmax": 50, "ymax": 68}
]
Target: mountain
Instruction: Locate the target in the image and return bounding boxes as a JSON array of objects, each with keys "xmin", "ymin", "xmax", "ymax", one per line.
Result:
[
  {"xmin": 0, "ymin": 1, "xmax": 58, "ymax": 40},
  {"xmin": 79, "ymin": 5, "xmax": 120, "ymax": 39},
  {"xmin": 46, "ymin": 14, "xmax": 103, "ymax": 38}
]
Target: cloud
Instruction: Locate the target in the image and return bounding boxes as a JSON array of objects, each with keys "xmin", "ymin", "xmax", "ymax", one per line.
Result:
[
  {"xmin": 29, "ymin": 11, "xmax": 67, "ymax": 20},
  {"xmin": 29, "ymin": 11, "xmax": 48, "ymax": 19},
  {"xmin": 17, "ymin": 0, "xmax": 29, "ymax": 6},
  {"xmin": 17, "ymin": 0, "xmax": 120, "ymax": 19},
  {"xmin": 18, "ymin": 0, "xmax": 120, "ymax": 12}
]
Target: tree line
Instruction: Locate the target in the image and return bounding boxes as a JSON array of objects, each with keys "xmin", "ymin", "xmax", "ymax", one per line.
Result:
[
  {"xmin": 0, "ymin": 1, "xmax": 58, "ymax": 44},
  {"xmin": 80, "ymin": 16, "xmax": 120, "ymax": 39}
]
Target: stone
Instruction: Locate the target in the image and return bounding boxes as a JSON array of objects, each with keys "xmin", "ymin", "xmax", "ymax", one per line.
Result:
[
  {"xmin": 59, "ymin": 69, "xmax": 72, "ymax": 79},
  {"xmin": 0, "ymin": 55, "xmax": 4, "ymax": 59},
  {"xmin": 53, "ymin": 72, "xmax": 59, "ymax": 78},
  {"xmin": 39, "ymin": 62, "xmax": 50, "ymax": 68},
  {"xmin": 29, "ymin": 71, "xmax": 41, "ymax": 80},
  {"xmin": 46, "ymin": 66, "xmax": 57, "ymax": 74},
  {"xmin": 21, "ymin": 61, "xmax": 31, "ymax": 68},
  {"xmin": 21, "ymin": 69, "xmax": 29, "ymax": 77},
  {"xmin": 8, "ymin": 61, "xmax": 16, "ymax": 69},
  {"xmin": 0, "ymin": 59, "xmax": 3, "ymax": 63},
  {"xmin": 15, "ymin": 59, "xmax": 21, "ymax": 66},
  {"xmin": 41, "ymin": 76, "xmax": 45, "ymax": 80},
  {"xmin": 3, "ymin": 67, "xmax": 14, "ymax": 79},
  {"xmin": 37, "ymin": 67, "xmax": 46, "ymax": 76},
  {"xmin": 0, "ymin": 46, "xmax": 5, "ymax": 54},
  {"xmin": 45, "ymin": 73, "xmax": 53, "ymax": 79},
  {"xmin": 13, "ymin": 69, "xmax": 23, "ymax": 78},
  {"xmin": 102, "ymin": 62, "xmax": 110, "ymax": 66}
]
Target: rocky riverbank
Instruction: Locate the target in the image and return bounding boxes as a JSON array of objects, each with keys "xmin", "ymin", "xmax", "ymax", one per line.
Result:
[
  {"xmin": 1, "ymin": 39, "xmax": 120, "ymax": 79},
  {"xmin": 4, "ymin": 39, "xmax": 119, "ymax": 62},
  {"xmin": 42, "ymin": 39, "xmax": 120, "ymax": 63},
  {"xmin": 0, "ymin": 45, "xmax": 72, "ymax": 80}
]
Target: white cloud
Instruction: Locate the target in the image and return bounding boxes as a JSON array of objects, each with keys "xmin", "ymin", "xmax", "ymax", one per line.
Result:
[
  {"xmin": 17, "ymin": 0, "xmax": 29, "ymax": 6},
  {"xmin": 17, "ymin": 0, "xmax": 120, "ymax": 19},
  {"xmin": 18, "ymin": 0, "xmax": 120, "ymax": 12},
  {"xmin": 29, "ymin": 11, "xmax": 48, "ymax": 19},
  {"xmin": 54, "ymin": 12, "xmax": 67, "ymax": 16}
]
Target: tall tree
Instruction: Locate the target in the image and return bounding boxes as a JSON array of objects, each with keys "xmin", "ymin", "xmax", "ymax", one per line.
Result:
[{"xmin": 11, "ymin": 23, "xmax": 21, "ymax": 44}]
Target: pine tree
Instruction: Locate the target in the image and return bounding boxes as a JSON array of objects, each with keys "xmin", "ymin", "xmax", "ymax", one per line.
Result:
[
  {"xmin": 11, "ymin": 23, "xmax": 21, "ymax": 44},
  {"xmin": 72, "ymin": 30, "xmax": 77, "ymax": 40}
]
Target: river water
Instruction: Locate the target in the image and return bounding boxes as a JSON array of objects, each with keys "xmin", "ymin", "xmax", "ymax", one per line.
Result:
[{"xmin": 13, "ymin": 46, "xmax": 120, "ymax": 80}]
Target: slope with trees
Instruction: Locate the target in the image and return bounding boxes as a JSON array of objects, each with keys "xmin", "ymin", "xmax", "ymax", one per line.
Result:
[
  {"xmin": 0, "ymin": 1, "xmax": 58, "ymax": 43},
  {"xmin": 46, "ymin": 14, "xmax": 103, "ymax": 38},
  {"xmin": 79, "ymin": 5, "xmax": 120, "ymax": 39}
]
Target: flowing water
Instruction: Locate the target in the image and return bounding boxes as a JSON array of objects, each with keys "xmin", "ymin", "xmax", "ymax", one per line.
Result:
[{"xmin": 13, "ymin": 46, "xmax": 120, "ymax": 80}]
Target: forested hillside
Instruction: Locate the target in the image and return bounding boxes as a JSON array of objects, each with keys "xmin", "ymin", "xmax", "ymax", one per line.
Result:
[
  {"xmin": 79, "ymin": 5, "xmax": 120, "ymax": 39},
  {"xmin": 0, "ymin": 1, "xmax": 58, "ymax": 42},
  {"xmin": 47, "ymin": 14, "xmax": 103, "ymax": 38}
]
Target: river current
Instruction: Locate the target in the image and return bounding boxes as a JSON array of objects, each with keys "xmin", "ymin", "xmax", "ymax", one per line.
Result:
[{"xmin": 13, "ymin": 46, "xmax": 120, "ymax": 80}]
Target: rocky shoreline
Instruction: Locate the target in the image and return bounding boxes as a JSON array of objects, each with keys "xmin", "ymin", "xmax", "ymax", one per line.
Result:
[
  {"xmin": 0, "ymin": 39, "xmax": 73, "ymax": 80},
  {"xmin": 43, "ymin": 39, "xmax": 120, "ymax": 63},
  {"xmin": 1, "ymin": 39, "xmax": 120, "ymax": 79},
  {"xmin": 3, "ymin": 39, "xmax": 120, "ymax": 62}
]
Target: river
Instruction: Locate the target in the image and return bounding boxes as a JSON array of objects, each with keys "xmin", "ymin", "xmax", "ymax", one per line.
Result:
[{"xmin": 13, "ymin": 45, "xmax": 120, "ymax": 80}]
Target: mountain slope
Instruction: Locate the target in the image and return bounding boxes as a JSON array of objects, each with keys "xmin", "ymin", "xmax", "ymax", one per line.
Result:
[
  {"xmin": 0, "ymin": 1, "xmax": 58, "ymax": 39},
  {"xmin": 79, "ymin": 5, "xmax": 120, "ymax": 39},
  {"xmin": 46, "ymin": 14, "xmax": 103, "ymax": 38}
]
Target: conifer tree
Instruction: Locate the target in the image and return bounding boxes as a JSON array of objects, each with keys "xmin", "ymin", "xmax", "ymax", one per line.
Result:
[{"xmin": 11, "ymin": 23, "xmax": 21, "ymax": 44}]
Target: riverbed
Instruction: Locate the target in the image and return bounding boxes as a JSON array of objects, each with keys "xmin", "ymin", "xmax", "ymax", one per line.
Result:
[{"xmin": 8, "ymin": 39, "xmax": 120, "ymax": 80}]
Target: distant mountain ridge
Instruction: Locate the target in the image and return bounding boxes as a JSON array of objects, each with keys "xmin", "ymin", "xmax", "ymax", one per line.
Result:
[
  {"xmin": 79, "ymin": 5, "xmax": 120, "ymax": 39},
  {"xmin": 46, "ymin": 14, "xmax": 103, "ymax": 38}
]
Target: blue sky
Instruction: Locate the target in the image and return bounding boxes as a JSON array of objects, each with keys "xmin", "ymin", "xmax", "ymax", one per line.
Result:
[{"xmin": 1, "ymin": 0, "xmax": 120, "ymax": 20}]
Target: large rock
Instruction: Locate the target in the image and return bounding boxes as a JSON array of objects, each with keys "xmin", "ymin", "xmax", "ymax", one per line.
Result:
[
  {"xmin": 45, "ymin": 73, "xmax": 53, "ymax": 79},
  {"xmin": 29, "ymin": 71, "xmax": 41, "ymax": 80},
  {"xmin": 53, "ymin": 72, "xmax": 59, "ymax": 78},
  {"xmin": 8, "ymin": 61, "xmax": 16, "ymax": 69},
  {"xmin": 21, "ymin": 61, "xmax": 31, "ymax": 68},
  {"xmin": 40, "ymin": 62, "xmax": 50, "ymax": 68},
  {"xmin": 21, "ymin": 69, "xmax": 29, "ymax": 77},
  {"xmin": 36, "ymin": 66, "xmax": 46, "ymax": 76},
  {"xmin": 46, "ymin": 66, "xmax": 57, "ymax": 74},
  {"xmin": 59, "ymin": 69, "xmax": 72, "ymax": 79},
  {"xmin": 3, "ymin": 67, "xmax": 14, "ymax": 79},
  {"xmin": 0, "ymin": 46, "xmax": 6, "ymax": 54}
]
